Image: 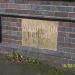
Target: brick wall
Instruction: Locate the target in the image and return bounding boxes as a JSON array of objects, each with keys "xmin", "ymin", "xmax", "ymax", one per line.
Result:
[
  {"xmin": 0, "ymin": 1, "xmax": 75, "ymax": 20},
  {"xmin": 2, "ymin": 17, "xmax": 22, "ymax": 45},
  {"xmin": 0, "ymin": 1, "xmax": 75, "ymax": 64}
]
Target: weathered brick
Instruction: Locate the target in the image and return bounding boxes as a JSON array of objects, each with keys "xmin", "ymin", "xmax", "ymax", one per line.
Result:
[
  {"xmin": 70, "ymin": 44, "xmax": 75, "ymax": 48},
  {"xmin": 7, "ymin": 3, "xmax": 16, "ymax": 9},
  {"xmin": 2, "ymin": 30, "xmax": 11, "ymax": 35},
  {"xmin": 2, "ymin": 38, "xmax": 11, "ymax": 43},
  {"xmin": 69, "ymin": 59, "xmax": 75, "ymax": 64},
  {"xmin": 61, "ymin": 47, "xmax": 71, "ymax": 53},
  {"xmin": 9, "ymin": 22, "xmax": 21, "ymax": 27},
  {"xmin": 5, "ymin": 9, "xmax": 17, "ymax": 13},
  {"xmin": 2, "ymin": 34, "xmax": 21, "ymax": 40},
  {"xmin": 64, "ymin": 37, "xmax": 71, "ymax": 43},
  {"xmin": 10, "ymin": 26, "xmax": 19, "ymax": 31},
  {"xmin": 58, "ymin": 32, "xmax": 66, "ymax": 37},
  {"xmin": 69, "ymin": 33, "xmax": 75, "ymax": 38},
  {"xmin": 59, "ymin": 22, "xmax": 71, "ymax": 27},
  {"xmin": 57, "ymin": 36, "xmax": 64, "ymax": 42},
  {"xmin": 2, "ymin": 34, "xmax": 10, "ymax": 38},
  {"xmin": 2, "ymin": 25, "xmax": 11, "ymax": 30},
  {"xmin": 0, "ymin": 3, "xmax": 8, "ymax": 8},
  {"xmin": 65, "ymin": 28, "xmax": 72, "ymax": 32},
  {"xmin": 73, "ymin": 7, "xmax": 75, "ymax": 12},
  {"xmin": 72, "ymin": 28, "xmax": 75, "ymax": 32},
  {"xmin": 40, "ymin": 6, "xmax": 56, "ymax": 11},
  {"xmin": 70, "ymin": 48, "xmax": 75, "ymax": 53},
  {"xmin": 2, "ymin": 21, "xmax": 10, "ymax": 26},
  {"xmin": 69, "ymin": 13, "xmax": 75, "ymax": 18},
  {"xmin": 15, "ymin": 0, "xmax": 25, "ymax": 4},
  {"xmin": 57, "ymin": 6, "xmax": 72, "ymax": 12},
  {"xmin": 71, "ymin": 53, "xmax": 75, "ymax": 60},
  {"xmin": 69, "ymin": 22, "xmax": 75, "ymax": 28},
  {"xmin": 69, "ymin": 2, "xmax": 75, "ymax": 6},
  {"xmin": 54, "ymin": 12, "xmax": 68, "ymax": 17},
  {"xmin": 0, "ymin": 9, "xmax": 5, "ymax": 13},
  {"xmin": 59, "ymin": 27, "xmax": 65, "ymax": 32},
  {"xmin": 58, "ymin": 42, "xmax": 71, "ymax": 47},
  {"xmin": 63, "ymin": 52, "xmax": 71, "ymax": 59},
  {"xmin": 0, "ymin": 0, "xmax": 9, "ymax": 3},
  {"xmin": 71, "ymin": 38, "xmax": 75, "ymax": 43}
]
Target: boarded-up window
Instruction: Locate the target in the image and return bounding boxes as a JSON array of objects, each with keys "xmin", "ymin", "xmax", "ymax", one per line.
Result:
[{"xmin": 22, "ymin": 19, "xmax": 59, "ymax": 51}]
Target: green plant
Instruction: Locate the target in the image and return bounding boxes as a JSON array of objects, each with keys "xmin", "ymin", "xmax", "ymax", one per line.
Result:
[
  {"xmin": 6, "ymin": 52, "xmax": 75, "ymax": 75},
  {"xmin": 6, "ymin": 50, "xmax": 24, "ymax": 63}
]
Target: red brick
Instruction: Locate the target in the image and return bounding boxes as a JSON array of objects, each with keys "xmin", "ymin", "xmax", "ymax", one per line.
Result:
[
  {"xmin": 69, "ymin": 13, "xmax": 75, "ymax": 18},
  {"xmin": 54, "ymin": 12, "xmax": 68, "ymax": 17},
  {"xmin": 70, "ymin": 33, "xmax": 75, "ymax": 38},
  {"xmin": 59, "ymin": 22, "xmax": 71, "ymax": 27},
  {"xmin": 0, "ymin": 0, "xmax": 9, "ymax": 3},
  {"xmin": 71, "ymin": 44, "xmax": 75, "ymax": 48}
]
